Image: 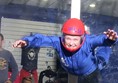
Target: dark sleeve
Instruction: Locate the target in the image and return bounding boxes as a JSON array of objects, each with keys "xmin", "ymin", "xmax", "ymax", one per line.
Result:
[{"xmin": 9, "ymin": 52, "xmax": 19, "ymax": 82}]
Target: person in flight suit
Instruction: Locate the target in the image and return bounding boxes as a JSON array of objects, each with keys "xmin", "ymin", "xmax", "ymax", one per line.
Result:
[{"xmin": 12, "ymin": 18, "xmax": 118, "ymax": 83}]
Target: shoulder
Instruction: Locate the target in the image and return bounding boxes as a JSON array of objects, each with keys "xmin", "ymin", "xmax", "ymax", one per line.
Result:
[{"xmin": 2, "ymin": 49, "xmax": 12, "ymax": 55}]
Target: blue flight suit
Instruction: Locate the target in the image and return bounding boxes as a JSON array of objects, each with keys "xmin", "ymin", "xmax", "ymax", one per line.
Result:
[{"xmin": 21, "ymin": 33, "xmax": 117, "ymax": 83}]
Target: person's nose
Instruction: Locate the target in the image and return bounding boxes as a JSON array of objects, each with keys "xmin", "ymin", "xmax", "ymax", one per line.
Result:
[{"xmin": 69, "ymin": 40, "xmax": 75, "ymax": 46}]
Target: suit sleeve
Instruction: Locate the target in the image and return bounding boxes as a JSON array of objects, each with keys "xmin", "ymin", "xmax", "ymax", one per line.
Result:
[
  {"xmin": 21, "ymin": 33, "xmax": 59, "ymax": 49},
  {"xmin": 89, "ymin": 34, "xmax": 117, "ymax": 48}
]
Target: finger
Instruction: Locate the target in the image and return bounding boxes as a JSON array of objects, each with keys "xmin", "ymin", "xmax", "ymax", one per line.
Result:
[
  {"xmin": 20, "ymin": 41, "xmax": 27, "ymax": 46},
  {"xmin": 12, "ymin": 43, "xmax": 17, "ymax": 47},
  {"xmin": 108, "ymin": 29, "xmax": 111, "ymax": 33},
  {"xmin": 104, "ymin": 29, "xmax": 111, "ymax": 35},
  {"xmin": 15, "ymin": 41, "xmax": 20, "ymax": 47},
  {"xmin": 104, "ymin": 32, "xmax": 109, "ymax": 37},
  {"xmin": 12, "ymin": 41, "xmax": 21, "ymax": 47},
  {"xmin": 109, "ymin": 31, "xmax": 118, "ymax": 40},
  {"xmin": 104, "ymin": 32, "xmax": 109, "ymax": 38},
  {"xmin": 107, "ymin": 29, "xmax": 114, "ymax": 38},
  {"xmin": 103, "ymin": 31, "xmax": 107, "ymax": 34},
  {"xmin": 109, "ymin": 30, "xmax": 114, "ymax": 39},
  {"xmin": 113, "ymin": 33, "xmax": 118, "ymax": 40}
]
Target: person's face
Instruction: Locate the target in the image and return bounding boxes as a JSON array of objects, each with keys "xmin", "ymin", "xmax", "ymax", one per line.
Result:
[{"xmin": 64, "ymin": 34, "xmax": 82, "ymax": 50}]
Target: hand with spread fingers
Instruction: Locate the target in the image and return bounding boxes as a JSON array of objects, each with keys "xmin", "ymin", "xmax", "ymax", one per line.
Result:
[
  {"xmin": 104, "ymin": 29, "xmax": 118, "ymax": 41},
  {"xmin": 12, "ymin": 40, "xmax": 27, "ymax": 48}
]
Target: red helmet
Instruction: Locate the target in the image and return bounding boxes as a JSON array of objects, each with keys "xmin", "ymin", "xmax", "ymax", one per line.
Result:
[{"xmin": 62, "ymin": 18, "xmax": 85, "ymax": 35}]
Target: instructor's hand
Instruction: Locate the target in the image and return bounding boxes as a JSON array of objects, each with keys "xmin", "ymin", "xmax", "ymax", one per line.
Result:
[{"xmin": 12, "ymin": 40, "xmax": 27, "ymax": 48}]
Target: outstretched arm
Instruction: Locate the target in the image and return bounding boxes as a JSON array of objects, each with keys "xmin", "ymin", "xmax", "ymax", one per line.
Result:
[
  {"xmin": 12, "ymin": 34, "xmax": 59, "ymax": 49},
  {"xmin": 89, "ymin": 29, "xmax": 118, "ymax": 48}
]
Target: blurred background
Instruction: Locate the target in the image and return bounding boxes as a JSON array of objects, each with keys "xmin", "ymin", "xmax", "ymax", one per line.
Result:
[{"xmin": 0, "ymin": 0, "xmax": 118, "ymax": 83}]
